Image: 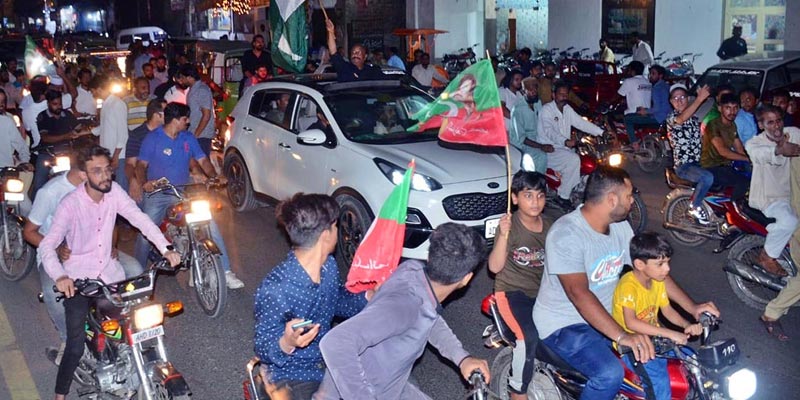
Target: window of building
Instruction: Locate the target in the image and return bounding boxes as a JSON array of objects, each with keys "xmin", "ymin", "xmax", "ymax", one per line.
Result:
[{"xmin": 724, "ymin": 0, "xmax": 786, "ymax": 53}]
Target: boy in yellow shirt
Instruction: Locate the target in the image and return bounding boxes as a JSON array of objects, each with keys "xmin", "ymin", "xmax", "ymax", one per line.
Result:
[{"xmin": 612, "ymin": 232, "xmax": 703, "ymax": 400}]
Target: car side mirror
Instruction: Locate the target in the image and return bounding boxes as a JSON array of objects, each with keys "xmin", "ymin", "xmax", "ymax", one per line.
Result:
[{"xmin": 297, "ymin": 129, "xmax": 327, "ymax": 146}]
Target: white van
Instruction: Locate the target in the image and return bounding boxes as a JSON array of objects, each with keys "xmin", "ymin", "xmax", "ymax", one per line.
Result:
[{"xmin": 116, "ymin": 26, "xmax": 168, "ymax": 50}]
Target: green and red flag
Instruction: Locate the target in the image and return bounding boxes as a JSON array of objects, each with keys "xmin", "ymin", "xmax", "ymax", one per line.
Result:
[
  {"xmin": 24, "ymin": 36, "xmax": 54, "ymax": 79},
  {"xmin": 346, "ymin": 160, "xmax": 415, "ymax": 293},
  {"xmin": 270, "ymin": 0, "xmax": 308, "ymax": 74},
  {"xmin": 410, "ymin": 59, "xmax": 507, "ymax": 147}
]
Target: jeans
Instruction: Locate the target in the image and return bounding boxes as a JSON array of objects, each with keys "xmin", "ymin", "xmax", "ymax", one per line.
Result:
[
  {"xmin": 495, "ymin": 291, "xmax": 538, "ymax": 393},
  {"xmin": 31, "ymin": 152, "xmax": 53, "ymax": 201},
  {"xmin": 623, "ymin": 113, "xmax": 659, "ymax": 144},
  {"xmin": 135, "ymin": 191, "xmax": 231, "ymax": 272},
  {"xmin": 623, "ymin": 354, "xmax": 670, "ymax": 400},
  {"xmin": 40, "ymin": 252, "xmax": 143, "ymax": 343},
  {"xmin": 114, "ymin": 159, "xmax": 128, "ymax": 192},
  {"xmin": 707, "ymin": 166, "xmax": 750, "ymax": 202},
  {"xmin": 675, "ymin": 163, "xmax": 714, "ymax": 208},
  {"xmin": 541, "ymin": 324, "xmax": 623, "ymax": 400}
]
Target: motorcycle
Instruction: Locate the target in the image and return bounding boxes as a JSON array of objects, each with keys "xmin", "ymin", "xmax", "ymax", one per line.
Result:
[
  {"xmin": 481, "ymin": 294, "xmax": 757, "ymax": 400},
  {"xmin": 147, "ymin": 178, "xmax": 228, "ymax": 317},
  {"xmin": 661, "ymin": 166, "xmax": 796, "ymax": 309},
  {"xmin": 600, "ymin": 102, "xmax": 672, "ymax": 173},
  {"xmin": 526, "ymin": 129, "xmax": 648, "ymax": 234},
  {"xmin": 443, "ymin": 45, "xmax": 478, "ymax": 76},
  {"xmin": 44, "ymin": 260, "xmax": 190, "ymax": 399},
  {"xmin": 0, "ymin": 166, "xmax": 36, "ymax": 281}
]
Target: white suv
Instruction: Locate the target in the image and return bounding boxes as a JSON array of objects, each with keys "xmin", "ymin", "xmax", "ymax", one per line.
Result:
[{"xmin": 223, "ymin": 75, "xmax": 521, "ymax": 263}]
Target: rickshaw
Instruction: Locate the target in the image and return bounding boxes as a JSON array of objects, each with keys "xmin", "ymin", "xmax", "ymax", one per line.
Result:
[{"xmin": 558, "ymin": 58, "xmax": 622, "ymax": 112}]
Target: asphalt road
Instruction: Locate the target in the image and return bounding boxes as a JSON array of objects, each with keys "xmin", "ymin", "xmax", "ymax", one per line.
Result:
[{"xmin": 1, "ymin": 164, "xmax": 799, "ymax": 400}]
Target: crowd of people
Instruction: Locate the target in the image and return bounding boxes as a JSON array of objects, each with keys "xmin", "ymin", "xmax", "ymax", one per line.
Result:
[{"xmin": 2, "ymin": 27, "xmax": 800, "ymax": 400}]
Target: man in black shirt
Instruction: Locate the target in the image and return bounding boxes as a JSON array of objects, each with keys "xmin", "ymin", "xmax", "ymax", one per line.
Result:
[
  {"xmin": 717, "ymin": 25, "xmax": 748, "ymax": 60},
  {"xmin": 32, "ymin": 90, "xmax": 91, "ymax": 196},
  {"xmin": 241, "ymin": 35, "xmax": 272, "ymax": 96},
  {"xmin": 325, "ymin": 19, "xmax": 383, "ymax": 82}
]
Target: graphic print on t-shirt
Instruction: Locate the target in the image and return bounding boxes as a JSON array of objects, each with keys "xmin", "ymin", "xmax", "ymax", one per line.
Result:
[
  {"xmin": 589, "ymin": 251, "xmax": 626, "ymax": 289},
  {"xmin": 512, "ymin": 245, "xmax": 545, "ymax": 267}
]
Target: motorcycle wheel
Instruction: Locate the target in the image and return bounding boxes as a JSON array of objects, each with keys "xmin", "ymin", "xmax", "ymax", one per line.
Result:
[
  {"xmin": 726, "ymin": 235, "xmax": 796, "ymax": 310},
  {"xmin": 0, "ymin": 218, "xmax": 36, "ymax": 281},
  {"xmin": 635, "ymin": 135, "xmax": 661, "ymax": 173},
  {"xmin": 626, "ymin": 192, "xmax": 648, "ymax": 234},
  {"xmin": 663, "ymin": 194, "xmax": 707, "ymax": 247},
  {"xmin": 193, "ymin": 243, "xmax": 227, "ymax": 318},
  {"xmin": 138, "ymin": 381, "xmax": 191, "ymax": 400},
  {"xmin": 489, "ymin": 347, "xmax": 563, "ymax": 400}
]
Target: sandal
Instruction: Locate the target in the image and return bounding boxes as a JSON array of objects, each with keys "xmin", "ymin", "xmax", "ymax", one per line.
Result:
[{"xmin": 760, "ymin": 317, "xmax": 790, "ymax": 341}]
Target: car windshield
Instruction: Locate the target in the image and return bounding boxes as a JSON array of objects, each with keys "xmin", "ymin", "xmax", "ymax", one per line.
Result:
[
  {"xmin": 324, "ymin": 88, "xmax": 439, "ymax": 144},
  {"xmin": 693, "ymin": 68, "xmax": 764, "ymax": 94}
]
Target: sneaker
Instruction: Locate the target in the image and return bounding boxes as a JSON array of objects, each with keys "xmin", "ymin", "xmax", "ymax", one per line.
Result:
[
  {"xmin": 225, "ymin": 271, "xmax": 245, "ymax": 289},
  {"xmin": 687, "ymin": 206, "xmax": 710, "ymax": 225},
  {"xmin": 45, "ymin": 342, "xmax": 66, "ymax": 366}
]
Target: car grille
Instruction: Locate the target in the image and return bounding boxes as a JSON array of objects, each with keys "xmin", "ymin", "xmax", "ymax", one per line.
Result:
[{"xmin": 443, "ymin": 192, "xmax": 507, "ymax": 221}]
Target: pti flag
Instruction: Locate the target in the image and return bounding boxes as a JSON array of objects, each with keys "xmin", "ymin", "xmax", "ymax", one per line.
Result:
[
  {"xmin": 410, "ymin": 59, "xmax": 507, "ymax": 147},
  {"xmin": 270, "ymin": 0, "xmax": 308, "ymax": 73},
  {"xmin": 346, "ymin": 160, "xmax": 414, "ymax": 293},
  {"xmin": 24, "ymin": 36, "xmax": 54, "ymax": 80}
]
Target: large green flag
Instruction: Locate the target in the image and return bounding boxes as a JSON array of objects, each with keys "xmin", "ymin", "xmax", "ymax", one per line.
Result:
[{"xmin": 270, "ymin": 0, "xmax": 308, "ymax": 73}]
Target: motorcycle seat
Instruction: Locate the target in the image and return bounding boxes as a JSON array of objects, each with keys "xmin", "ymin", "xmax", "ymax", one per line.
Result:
[
  {"xmin": 738, "ymin": 202, "xmax": 776, "ymax": 227},
  {"xmin": 665, "ymin": 168, "xmax": 724, "ymax": 192},
  {"xmin": 535, "ymin": 342, "xmax": 587, "ymax": 381}
]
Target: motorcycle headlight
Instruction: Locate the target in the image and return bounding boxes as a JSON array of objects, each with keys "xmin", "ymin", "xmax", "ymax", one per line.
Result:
[
  {"xmin": 133, "ymin": 304, "xmax": 164, "ymax": 331},
  {"xmin": 608, "ymin": 153, "xmax": 623, "ymax": 167},
  {"xmin": 726, "ymin": 368, "xmax": 756, "ymax": 400},
  {"xmin": 110, "ymin": 82, "xmax": 124, "ymax": 94},
  {"xmin": 5, "ymin": 178, "xmax": 24, "ymax": 193},
  {"xmin": 521, "ymin": 153, "xmax": 538, "ymax": 172},
  {"xmin": 185, "ymin": 200, "xmax": 212, "ymax": 224},
  {"xmin": 374, "ymin": 159, "xmax": 442, "ymax": 192},
  {"xmin": 52, "ymin": 156, "xmax": 71, "ymax": 173},
  {"xmin": 96, "ymin": 98, "xmax": 103, "ymax": 109},
  {"xmin": 12, "ymin": 115, "xmax": 20, "ymax": 128}
]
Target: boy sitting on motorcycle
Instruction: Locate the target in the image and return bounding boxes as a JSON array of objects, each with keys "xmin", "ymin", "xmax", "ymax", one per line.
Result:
[
  {"xmin": 253, "ymin": 193, "xmax": 368, "ymax": 400},
  {"xmin": 487, "ymin": 171, "xmax": 552, "ymax": 400},
  {"xmin": 612, "ymin": 232, "xmax": 706, "ymax": 400},
  {"xmin": 744, "ymin": 104, "xmax": 800, "ymax": 277}
]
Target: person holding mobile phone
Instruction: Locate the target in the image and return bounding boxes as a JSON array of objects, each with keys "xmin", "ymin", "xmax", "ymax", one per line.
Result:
[{"xmin": 254, "ymin": 193, "xmax": 369, "ymax": 400}]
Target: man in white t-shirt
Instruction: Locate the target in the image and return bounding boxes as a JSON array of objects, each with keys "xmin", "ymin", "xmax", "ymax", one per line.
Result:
[
  {"xmin": 631, "ymin": 32, "xmax": 654, "ymax": 68},
  {"xmin": 616, "ymin": 61, "xmax": 656, "ymax": 148},
  {"xmin": 74, "ymin": 69, "xmax": 96, "ymax": 116},
  {"xmin": 21, "ymin": 80, "xmax": 49, "ymax": 148}
]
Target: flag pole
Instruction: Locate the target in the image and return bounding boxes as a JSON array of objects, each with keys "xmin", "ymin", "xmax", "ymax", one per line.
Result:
[
  {"xmin": 505, "ymin": 144, "xmax": 511, "ymax": 214},
  {"xmin": 319, "ymin": 0, "xmax": 329, "ymax": 20}
]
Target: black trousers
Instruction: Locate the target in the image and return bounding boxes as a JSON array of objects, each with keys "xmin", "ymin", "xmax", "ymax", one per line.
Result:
[
  {"xmin": 55, "ymin": 295, "xmax": 91, "ymax": 395},
  {"xmin": 707, "ymin": 165, "xmax": 750, "ymax": 201}
]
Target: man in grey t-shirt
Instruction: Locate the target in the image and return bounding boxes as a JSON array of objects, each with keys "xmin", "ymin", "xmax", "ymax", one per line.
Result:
[
  {"xmin": 178, "ymin": 63, "xmax": 216, "ymax": 156},
  {"xmin": 533, "ymin": 167, "xmax": 716, "ymax": 400}
]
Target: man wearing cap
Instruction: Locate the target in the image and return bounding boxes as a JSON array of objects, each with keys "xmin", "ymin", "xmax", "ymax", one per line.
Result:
[{"xmin": 717, "ymin": 25, "xmax": 748, "ymax": 60}]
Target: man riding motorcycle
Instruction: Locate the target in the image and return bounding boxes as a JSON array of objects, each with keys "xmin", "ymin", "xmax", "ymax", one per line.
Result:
[
  {"xmin": 536, "ymin": 80, "xmax": 608, "ymax": 210},
  {"xmin": 700, "ymin": 93, "xmax": 750, "ymax": 203}
]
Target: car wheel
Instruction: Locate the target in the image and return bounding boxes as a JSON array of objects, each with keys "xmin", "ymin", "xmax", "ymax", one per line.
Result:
[
  {"xmin": 224, "ymin": 152, "xmax": 258, "ymax": 212},
  {"xmin": 335, "ymin": 193, "xmax": 373, "ymax": 277}
]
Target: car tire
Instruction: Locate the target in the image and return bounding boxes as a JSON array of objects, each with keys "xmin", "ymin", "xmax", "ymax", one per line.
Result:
[
  {"xmin": 334, "ymin": 193, "xmax": 373, "ymax": 278},
  {"xmin": 224, "ymin": 152, "xmax": 258, "ymax": 212}
]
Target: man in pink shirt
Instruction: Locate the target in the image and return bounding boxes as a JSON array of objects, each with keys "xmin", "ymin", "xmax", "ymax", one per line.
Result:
[{"xmin": 40, "ymin": 145, "xmax": 180, "ymax": 400}]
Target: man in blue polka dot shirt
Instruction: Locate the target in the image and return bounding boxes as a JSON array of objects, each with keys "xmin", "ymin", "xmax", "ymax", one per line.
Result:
[{"xmin": 254, "ymin": 193, "xmax": 368, "ymax": 399}]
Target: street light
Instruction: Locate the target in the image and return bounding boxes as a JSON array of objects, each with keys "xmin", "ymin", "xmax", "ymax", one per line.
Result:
[{"xmin": 215, "ymin": 0, "xmax": 251, "ymax": 15}]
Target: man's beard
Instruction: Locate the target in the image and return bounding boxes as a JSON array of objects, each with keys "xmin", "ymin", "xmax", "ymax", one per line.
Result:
[
  {"xmin": 88, "ymin": 178, "xmax": 112, "ymax": 193},
  {"xmin": 526, "ymin": 95, "xmax": 539, "ymax": 104},
  {"xmin": 157, "ymin": 66, "xmax": 166, "ymax": 72}
]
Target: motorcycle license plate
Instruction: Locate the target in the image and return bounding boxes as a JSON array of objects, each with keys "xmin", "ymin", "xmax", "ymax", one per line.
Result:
[
  {"xmin": 131, "ymin": 325, "xmax": 164, "ymax": 344},
  {"xmin": 485, "ymin": 218, "xmax": 500, "ymax": 239}
]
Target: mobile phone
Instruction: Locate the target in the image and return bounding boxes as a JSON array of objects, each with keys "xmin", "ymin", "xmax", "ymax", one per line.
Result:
[{"xmin": 291, "ymin": 320, "xmax": 313, "ymax": 332}]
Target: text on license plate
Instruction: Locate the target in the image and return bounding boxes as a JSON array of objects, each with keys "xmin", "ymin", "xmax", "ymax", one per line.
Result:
[
  {"xmin": 131, "ymin": 325, "xmax": 164, "ymax": 344},
  {"xmin": 485, "ymin": 218, "xmax": 500, "ymax": 239}
]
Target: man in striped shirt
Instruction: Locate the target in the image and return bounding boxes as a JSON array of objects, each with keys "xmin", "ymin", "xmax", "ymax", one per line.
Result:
[{"xmin": 123, "ymin": 77, "xmax": 155, "ymax": 131}]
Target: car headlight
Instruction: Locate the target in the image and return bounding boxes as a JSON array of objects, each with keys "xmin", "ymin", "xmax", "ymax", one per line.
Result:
[
  {"xmin": 185, "ymin": 200, "xmax": 212, "ymax": 223},
  {"xmin": 726, "ymin": 368, "xmax": 756, "ymax": 400},
  {"xmin": 374, "ymin": 159, "xmax": 442, "ymax": 192},
  {"xmin": 133, "ymin": 304, "xmax": 164, "ymax": 331},
  {"xmin": 521, "ymin": 153, "xmax": 536, "ymax": 172}
]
